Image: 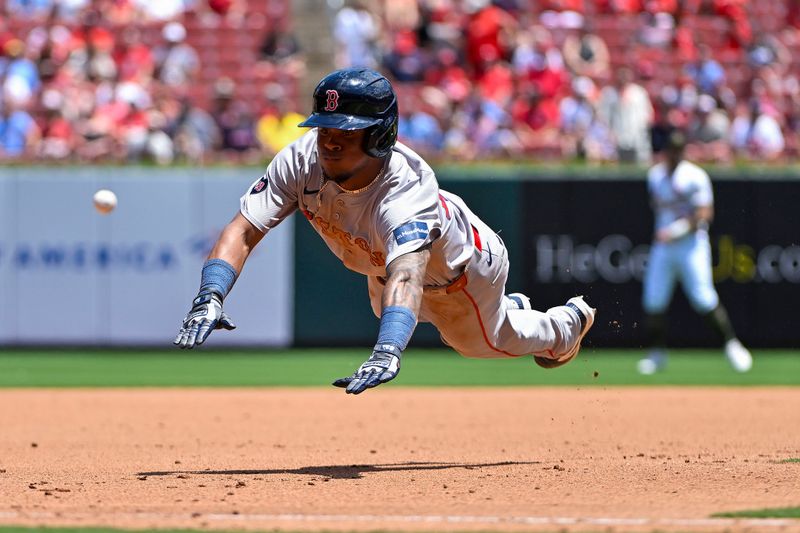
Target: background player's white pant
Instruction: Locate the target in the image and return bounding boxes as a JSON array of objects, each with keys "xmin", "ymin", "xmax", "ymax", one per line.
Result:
[
  {"xmin": 368, "ymin": 217, "xmax": 583, "ymax": 359},
  {"xmin": 642, "ymin": 233, "xmax": 719, "ymax": 314}
]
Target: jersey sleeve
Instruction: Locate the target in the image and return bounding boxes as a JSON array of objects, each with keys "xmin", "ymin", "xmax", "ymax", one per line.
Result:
[
  {"xmin": 690, "ymin": 167, "xmax": 714, "ymax": 208},
  {"xmin": 239, "ymin": 146, "xmax": 300, "ymax": 233},
  {"xmin": 378, "ymin": 170, "xmax": 443, "ymax": 266}
]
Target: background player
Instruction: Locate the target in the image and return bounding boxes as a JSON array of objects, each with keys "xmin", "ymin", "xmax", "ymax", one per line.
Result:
[
  {"xmin": 638, "ymin": 129, "xmax": 752, "ymax": 374},
  {"xmin": 174, "ymin": 67, "xmax": 596, "ymax": 394}
]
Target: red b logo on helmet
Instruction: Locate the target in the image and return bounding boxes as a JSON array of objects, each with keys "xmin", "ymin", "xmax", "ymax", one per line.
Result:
[{"xmin": 324, "ymin": 90, "xmax": 339, "ymax": 111}]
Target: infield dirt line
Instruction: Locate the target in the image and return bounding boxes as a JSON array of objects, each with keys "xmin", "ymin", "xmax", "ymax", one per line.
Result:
[{"xmin": 2, "ymin": 510, "xmax": 799, "ymax": 530}]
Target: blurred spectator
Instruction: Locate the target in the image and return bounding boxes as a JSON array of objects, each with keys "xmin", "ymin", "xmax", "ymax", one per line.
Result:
[
  {"xmin": 51, "ymin": 0, "xmax": 92, "ymax": 23},
  {"xmin": 62, "ymin": 10, "xmax": 117, "ymax": 82},
  {"xmin": 6, "ymin": 0, "xmax": 55, "ymax": 19},
  {"xmin": 598, "ymin": 67, "xmax": 654, "ymax": 163},
  {"xmin": 211, "ymin": 78, "xmax": 258, "ymax": 159},
  {"xmin": 464, "ymin": 0, "xmax": 517, "ymax": 76},
  {"xmin": 1, "ymin": 39, "xmax": 41, "ymax": 104},
  {"xmin": 687, "ymin": 94, "xmax": 732, "ymax": 162},
  {"xmin": 511, "ymin": 83, "xmax": 560, "ymax": 153},
  {"xmin": 142, "ymin": 110, "xmax": 175, "ymax": 165},
  {"xmin": 259, "ymin": 26, "xmax": 301, "ymax": 62},
  {"xmin": 637, "ymin": 10, "xmax": 674, "ymax": 49},
  {"xmin": 0, "ymin": 19, "xmax": 14, "ymax": 52},
  {"xmin": 684, "ymin": 44, "xmax": 725, "ymax": 97},
  {"xmin": 424, "ymin": 46, "xmax": 471, "ymax": 104},
  {"xmin": 784, "ymin": 92, "xmax": 800, "ymax": 156},
  {"xmin": 672, "ymin": 22, "xmax": 697, "ymax": 63},
  {"xmin": 162, "ymin": 95, "xmax": 220, "ymax": 163},
  {"xmin": 539, "ymin": 0, "xmax": 584, "ymax": 30},
  {"xmin": 382, "ymin": 0, "xmax": 421, "ymax": 33},
  {"xmin": 0, "ymin": 93, "xmax": 40, "ymax": 158},
  {"xmin": 153, "ymin": 22, "xmax": 199, "ymax": 88},
  {"xmin": 132, "ymin": 0, "xmax": 187, "ymax": 21},
  {"xmin": 37, "ymin": 89, "xmax": 76, "ymax": 159},
  {"xmin": 582, "ymin": 113, "xmax": 617, "ymax": 162},
  {"xmin": 601, "ymin": 0, "xmax": 644, "ymax": 13},
  {"xmin": 256, "ymin": 85, "xmax": 307, "ymax": 156},
  {"xmin": 562, "ymin": 25, "xmax": 610, "ymax": 81},
  {"xmin": 514, "ymin": 26, "xmax": 566, "ymax": 100},
  {"xmin": 333, "ymin": 0, "xmax": 379, "ymax": 68},
  {"xmin": 257, "ymin": 24, "xmax": 306, "ymax": 80},
  {"xmin": 448, "ymin": 87, "xmax": 520, "ymax": 157},
  {"xmin": 746, "ymin": 33, "xmax": 791, "ymax": 72},
  {"xmin": 384, "ymin": 30, "xmax": 428, "ymax": 82},
  {"xmin": 730, "ymin": 99, "xmax": 785, "ymax": 160},
  {"xmin": 712, "ymin": 0, "xmax": 752, "ymax": 51},
  {"xmin": 559, "ymin": 76, "xmax": 597, "ymax": 158},
  {"xmin": 114, "ymin": 26, "xmax": 155, "ymax": 84},
  {"xmin": 416, "ymin": 0, "xmax": 463, "ymax": 51},
  {"xmin": 397, "ymin": 92, "xmax": 444, "ymax": 154},
  {"xmin": 476, "ymin": 51, "xmax": 514, "ymax": 104},
  {"xmin": 650, "ymin": 89, "xmax": 684, "ymax": 153}
]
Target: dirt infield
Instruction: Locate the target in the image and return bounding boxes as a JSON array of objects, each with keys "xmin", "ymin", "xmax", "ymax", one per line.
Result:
[{"xmin": 1, "ymin": 387, "xmax": 799, "ymax": 533}]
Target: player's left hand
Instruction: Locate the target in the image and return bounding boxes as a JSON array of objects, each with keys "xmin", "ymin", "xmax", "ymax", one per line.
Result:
[
  {"xmin": 333, "ymin": 345, "xmax": 401, "ymax": 394},
  {"xmin": 174, "ymin": 291, "xmax": 236, "ymax": 349}
]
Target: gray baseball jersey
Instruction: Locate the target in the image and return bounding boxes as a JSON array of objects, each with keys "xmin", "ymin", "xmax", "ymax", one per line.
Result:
[
  {"xmin": 240, "ymin": 129, "xmax": 585, "ymax": 360},
  {"xmin": 241, "ymin": 130, "xmax": 473, "ymax": 285},
  {"xmin": 647, "ymin": 160, "xmax": 713, "ymax": 235}
]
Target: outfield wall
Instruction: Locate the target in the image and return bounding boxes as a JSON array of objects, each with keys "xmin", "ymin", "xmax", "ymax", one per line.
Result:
[
  {"xmin": 296, "ymin": 168, "xmax": 800, "ymax": 349},
  {"xmin": 1, "ymin": 167, "xmax": 798, "ymax": 347},
  {"xmin": 0, "ymin": 168, "xmax": 293, "ymax": 346}
]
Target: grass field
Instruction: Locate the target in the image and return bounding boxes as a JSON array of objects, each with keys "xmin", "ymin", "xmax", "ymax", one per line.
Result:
[{"xmin": 0, "ymin": 348, "xmax": 797, "ymax": 387}]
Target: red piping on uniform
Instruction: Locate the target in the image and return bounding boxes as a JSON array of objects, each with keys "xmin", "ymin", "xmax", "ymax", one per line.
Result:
[
  {"xmin": 462, "ymin": 285, "xmax": 526, "ymax": 358},
  {"xmin": 472, "ymin": 225, "xmax": 482, "ymax": 252},
  {"xmin": 438, "ymin": 193, "xmax": 451, "ymax": 219}
]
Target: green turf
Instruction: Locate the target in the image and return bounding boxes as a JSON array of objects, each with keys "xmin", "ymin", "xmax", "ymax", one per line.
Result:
[
  {"xmin": 779, "ymin": 458, "xmax": 800, "ymax": 463},
  {"xmin": 712, "ymin": 506, "xmax": 800, "ymax": 518},
  {"xmin": 0, "ymin": 349, "xmax": 797, "ymax": 387}
]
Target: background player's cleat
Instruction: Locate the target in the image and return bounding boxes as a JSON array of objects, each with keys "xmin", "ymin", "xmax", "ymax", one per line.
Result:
[
  {"xmin": 637, "ymin": 350, "xmax": 667, "ymax": 375},
  {"xmin": 535, "ymin": 296, "xmax": 595, "ymax": 369},
  {"xmin": 505, "ymin": 293, "xmax": 531, "ymax": 310},
  {"xmin": 725, "ymin": 338, "xmax": 753, "ymax": 372}
]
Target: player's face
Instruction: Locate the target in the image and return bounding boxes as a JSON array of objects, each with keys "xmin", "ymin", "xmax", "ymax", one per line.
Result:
[{"xmin": 316, "ymin": 127, "xmax": 372, "ymax": 183}]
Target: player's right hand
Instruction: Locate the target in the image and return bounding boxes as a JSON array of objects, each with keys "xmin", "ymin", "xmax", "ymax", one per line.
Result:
[
  {"xmin": 174, "ymin": 291, "xmax": 236, "ymax": 349},
  {"xmin": 332, "ymin": 344, "xmax": 402, "ymax": 394}
]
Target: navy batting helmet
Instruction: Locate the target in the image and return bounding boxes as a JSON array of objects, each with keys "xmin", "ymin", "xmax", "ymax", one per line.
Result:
[{"xmin": 298, "ymin": 68, "xmax": 398, "ymax": 158}]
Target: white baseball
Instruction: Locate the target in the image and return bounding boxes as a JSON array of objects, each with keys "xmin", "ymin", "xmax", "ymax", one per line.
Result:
[{"xmin": 93, "ymin": 189, "xmax": 117, "ymax": 214}]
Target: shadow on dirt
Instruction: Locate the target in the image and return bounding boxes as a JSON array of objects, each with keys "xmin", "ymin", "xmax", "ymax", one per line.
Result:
[{"xmin": 137, "ymin": 461, "xmax": 540, "ymax": 480}]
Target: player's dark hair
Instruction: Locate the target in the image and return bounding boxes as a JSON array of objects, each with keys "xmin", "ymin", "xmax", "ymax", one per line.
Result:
[{"xmin": 666, "ymin": 129, "xmax": 687, "ymax": 152}]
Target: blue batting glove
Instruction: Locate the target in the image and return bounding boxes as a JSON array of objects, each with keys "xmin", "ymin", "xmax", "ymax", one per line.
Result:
[{"xmin": 333, "ymin": 344, "xmax": 402, "ymax": 394}]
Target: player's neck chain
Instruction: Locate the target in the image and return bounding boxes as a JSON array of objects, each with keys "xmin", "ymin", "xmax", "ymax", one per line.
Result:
[{"xmin": 336, "ymin": 157, "xmax": 390, "ymax": 196}]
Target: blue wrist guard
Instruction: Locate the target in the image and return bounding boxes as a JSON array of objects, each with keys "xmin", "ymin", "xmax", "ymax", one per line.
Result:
[
  {"xmin": 199, "ymin": 258, "xmax": 238, "ymax": 300},
  {"xmin": 376, "ymin": 306, "xmax": 417, "ymax": 351}
]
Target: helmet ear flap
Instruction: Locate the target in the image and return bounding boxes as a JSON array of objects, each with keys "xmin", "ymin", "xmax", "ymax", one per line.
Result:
[{"xmin": 364, "ymin": 113, "xmax": 398, "ymax": 158}]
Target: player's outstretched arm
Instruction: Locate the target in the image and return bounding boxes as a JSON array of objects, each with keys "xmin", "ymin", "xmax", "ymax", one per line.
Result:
[
  {"xmin": 333, "ymin": 246, "xmax": 430, "ymax": 394},
  {"xmin": 174, "ymin": 213, "xmax": 265, "ymax": 349}
]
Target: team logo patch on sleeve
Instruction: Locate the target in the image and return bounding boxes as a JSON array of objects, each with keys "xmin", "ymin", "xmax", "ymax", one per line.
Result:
[
  {"xmin": 393, "ymin": 221, "xmax": 429, "ymax": 245},
  {"xmin": 250, "ymin": 176, "xmax": 268, "ymax": 194}
]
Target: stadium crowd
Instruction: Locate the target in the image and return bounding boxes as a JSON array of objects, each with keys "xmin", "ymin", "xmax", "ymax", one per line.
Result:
[{"xmin": 0, "ymin": 0, "xmax": 798, "ymax": 164}]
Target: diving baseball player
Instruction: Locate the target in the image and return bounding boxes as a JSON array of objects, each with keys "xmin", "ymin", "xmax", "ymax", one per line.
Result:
[
  {"xmin": 174, "ymin": 68, "xmax": 596, "ymax": 394},
  {"xmin": 638, "ymin": 129, "xmax": 752, "ymax": 374}
]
